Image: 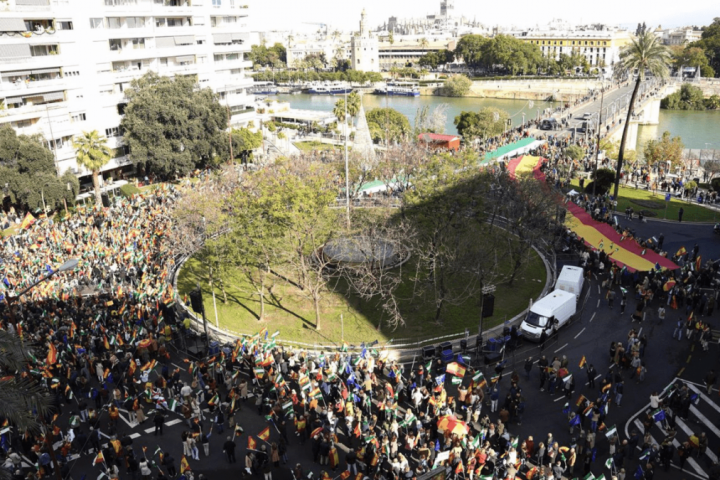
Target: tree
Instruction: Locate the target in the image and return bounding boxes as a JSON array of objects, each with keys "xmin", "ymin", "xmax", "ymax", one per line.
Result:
[
  {"xmin": 588, "ymin": 168, "xmax": 616, "ymax": 195},
  {"xmin": 690, "ymin": 18, "xmax": 720, "ymax": 78},
  {"xmin": 366, "ymin": 108, "xmax": 411, "ymax": 144},
  {"xmin": 455, "ymin": 35, "xmax": 490, "ymax": 69},
  {"xmin": 231, "ymin": 127, "xmax": 263, "ymax": 164},
  {"xmin": 333, "ymin": 91, "xmax": 361, "ymax": 135},
  {"xmin": 613, "ymin": 31, "xmax": 671, "ymax": 200},
  {"xmin": 121, "ymin": 72, "xmax": 228, "ymax": 178},
  {"xmin": 0, "ymin": 330, "xmax": 51, "ymax": 436},
  {"xmin": 643, "ymin": 131, "xmax": 684, "ymax": 169},
  {"xmin": 0, "ymin": 126, "xmax": 78, "ymax": 212},
  {"xmin": 414, "ymin": 104, "xmax": 448, "ymax": 135},
  {"xmin": 442, "ymin": 75, "xmax": 472, "ymax": 96},
  {"xmin": 419, "ymin": 37, "xmax": 429, "ymax": 55},
  {"xmin": 454, "ymin": 107, "xmax": 510, "ymax": 141},
  {"xmin": 661, "ymin": 83, "xmax": 707, "ymax": 110},
  {"xmin": 72, "ymin": 130, "xmax": 111, "ymax": 206},
  {"xmin": 564, "ymin": 145, "xmax": 585, "ymax": 161}
]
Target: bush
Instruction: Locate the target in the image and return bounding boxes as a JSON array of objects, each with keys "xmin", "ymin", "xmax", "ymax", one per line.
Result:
[
  {"xmin": 583, "ymin": 181, "xmax": 609, "ymax": 196},
  {"xmin": 442, "ymin": 75, "xmax": 472, "ymax": 97},
  {"xmin": 119, "ymin": 183, "xmax": 140, "ymax": 198},
  {"xmin": 711, "ymin": 178, "xmax": 720, "ymax": 192}
]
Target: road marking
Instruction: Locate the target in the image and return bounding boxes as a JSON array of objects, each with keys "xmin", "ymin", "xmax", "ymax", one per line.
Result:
[
  {"xmin": 585, "ymin": 374, "xmax": 602, "ymax": 386},
  {"xmin": 589, "ymin": 313, "xmax": 596, "ymax": 323},
  {"xmin": 685, "ymin": 383, "xmax": 720, "ymax": 415},
  {"xmin": 130, "ymin": 433, "xmax": 142, "ymax": 439},
  {"xmin": 637, "ymin": 327, "xmax": 642, "ymax": 336},
  {"xmin": 555, "ymin": 343, "xmax": 568, "ymax": 353},
  {"xmin": 554, "ymin": 395, "xmax": 567, "ymax": 402},
  {"xmin": 635, "ymin": 419, "xmax": 708, "ymax": 479},
  {"xmin": 167, "ymin": 418, "xmax": 182, "ymax": 427},
  {"xmin": 574, "ymin": 328, "xmax": 586, "ymax": 339},
  {"xmin": 596, "ymin": 299, "xmax": 600, "ymax": 308},
  {"xmin": 688, "ymin": 406, "xmax": 720, "ymax": 462}
]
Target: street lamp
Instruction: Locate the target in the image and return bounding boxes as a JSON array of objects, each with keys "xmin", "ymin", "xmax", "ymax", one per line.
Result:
[{"xmin": 3, "ymin": 257, "xmax": 78, "ymax": 480}]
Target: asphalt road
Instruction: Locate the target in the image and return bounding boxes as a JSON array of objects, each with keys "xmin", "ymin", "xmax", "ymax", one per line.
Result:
[{"xmin": 36, "ymin": 217, "xmax": 720, "ymax": 480}]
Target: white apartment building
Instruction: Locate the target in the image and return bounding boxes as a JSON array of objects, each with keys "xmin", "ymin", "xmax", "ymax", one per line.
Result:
[{"xmin": 0, "ymin": 0, "xmax": 255, "ymax": 179}]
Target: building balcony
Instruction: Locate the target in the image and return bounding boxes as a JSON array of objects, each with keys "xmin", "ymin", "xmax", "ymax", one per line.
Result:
[
  {"xmin": 211, "ymin": 43, "xmax": 250, "ymax": 54},
  {"xmin": 0, "ymin": 100, "xmax": 69, "ymax": 122},
  {"xmin": 0, "ymin": 77, "xmax": 66, "ymax": 94},
  {"xmin": 229, "ymin": 106, "xmax": 255, "ymax": 125},
  {"xmin": 157, "ymin": 63, "xmax": 198, "ymax": 76},
  {"xmin": 0, "ymin": 54, "xmax": 63, "ymax": 69},
  {"xmin": 11, "ymin": 0, "xmax": 70, "ymax": 12},
  {"xmin": 219, "ymin": 92, "xmax": 250, "ymax": 107},
  {"xmin": 212, "ymin": 59, "xmax": 252, "ymax": 71},
  {"xmin": 209, "ymin": 76, "xmax": 254, "ymax": 91}
]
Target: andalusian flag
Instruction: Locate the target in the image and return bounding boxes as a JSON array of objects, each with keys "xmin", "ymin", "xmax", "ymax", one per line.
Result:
[
  {"xmin": 604, "ymin": 425, "xmax": 617, "ymax": 438},
  {"xmin": 341, "ymin": 342, "xmax": 349, "ymax": 352},
  {"xmin": 258, "ymin": 427, "xmax": 270, "ymax": 441},
  {"xmin": 180, "ymin": 456, "xmax": 190, "ymax": 474},
  {"xmin": 445, "ymin": 362, "xmax": 466, "ymax": 378}
]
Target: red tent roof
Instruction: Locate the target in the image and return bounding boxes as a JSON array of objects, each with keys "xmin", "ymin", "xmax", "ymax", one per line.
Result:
[{"xmin": 417, "ymin": 133, "xmax": 459, "ymax": 142}]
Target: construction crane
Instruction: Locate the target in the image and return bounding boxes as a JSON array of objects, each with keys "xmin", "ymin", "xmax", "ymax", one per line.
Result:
[{"xmin": 302, "ymin": 22, "xmax": 328, "ymax": 39}]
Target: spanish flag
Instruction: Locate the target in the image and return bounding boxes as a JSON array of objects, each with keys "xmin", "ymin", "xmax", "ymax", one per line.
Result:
[
  {"xmin": 579, "ymin": 356, "xmax": 586, "ymax": 369},
  {"xmin": 247, "ymin": 436, "xmax": 257, "ymax": 451},
  {"xmin": 94, "ymin": 452, "xmax": 105, "ymax": 465},
  {"xmin": 20, "ymin": 212, "xmax": 36, "ymax": 230},
  {"xmin": 103, "ymin": 336, "xmax": 110, "ymax": 350},
  {"xmin": 575, "ymin": 394, "xmax": 586, "ymax": 407},
  {"xmin": 676, "ymin": 246, "xmax": 687, "ymax": 257},
  {"xmin": 258, "ymin": 426, "xmax": 270, "ymax": 442},
  {"xmin": 180, "ymin": 456, "xmax": 190, "ymax": 474},
  {"xmin": 47, "ymin": 343, "xmax": 57, "ymax": 365},
  {"xmin": 445, "ymin": 362, "xmax": 466, "ymax": 378}
]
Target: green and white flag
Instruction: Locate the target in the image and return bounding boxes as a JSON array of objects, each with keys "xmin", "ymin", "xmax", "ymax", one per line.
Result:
[
  {"xmin": 470, "ymin": 435, "xmax": 480, "ymax": 449},
  {"xmin": 604, "ymin": 425, "xmax": 617, "ymax": 438},
  {"xmin": 563, "ymin": 374, "xmax": 573, "ymax": 383},
  {"xmin": 168, "ymin": 399, "xmax": 177, "ymax": 412},
  {"xmin": 605, "ymin": 458, "xmax": 613, "ymax": 469},
  {"xmin": 451, "ymin": 377, "xmax": 462, "ymax": 385},
  {"xmin": 271, "ymin": 330, "xmax": 280, "ymax": 338},
  {"xmin": 596, "ymin": 475, "xmax": 606, "ymax": 480},
  {"xmin": 282, "ymin": 401, "xmax": 293, "ymax": 412},
  {"xmin": 583, "ymin": 473, "xmax": 595, "ymax": 480},
  {"xmin": 479, "ymin": 475, "xmax": 493, "ymax": 480},
  {"xmin": 472, "ymin": 371, "xmax": 484, "ymax": 382},
  {"xmin": 510, "ymin": 438, "xmax": 518, "ymax": 449},
  {"xmin": 425, "ymin": 360, "xmax": 432, "ymax": 371}
]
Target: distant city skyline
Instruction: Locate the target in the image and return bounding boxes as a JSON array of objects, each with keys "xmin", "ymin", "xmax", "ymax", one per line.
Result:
[{"xmin": 252, "ymin": 0, "xmax": 716, "ymax": 33}]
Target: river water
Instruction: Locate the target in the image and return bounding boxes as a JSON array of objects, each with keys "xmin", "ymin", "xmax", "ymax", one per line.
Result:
[{"xmin": 275, "ymin": 94, "xmax": 719, "ymax": 149}]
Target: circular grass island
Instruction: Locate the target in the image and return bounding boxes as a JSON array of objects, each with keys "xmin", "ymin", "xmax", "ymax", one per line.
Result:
[{"xmin": 176, "ymin": 244, "xmax": 547, "ymax": 346}]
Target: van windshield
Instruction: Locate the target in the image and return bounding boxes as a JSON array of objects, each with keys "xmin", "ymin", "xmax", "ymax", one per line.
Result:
[{"xmin": 526, "ymin": 311, "xmax": 548, "ymax": 327}]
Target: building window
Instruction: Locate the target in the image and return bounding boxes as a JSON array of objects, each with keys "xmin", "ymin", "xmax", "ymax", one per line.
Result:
[
  {"xmin": 212, "ymin": 0, "xmax": 222, "ymax": 5},
  {"xmin": 105, "ymin": 127, "xmax": 122, "ymax": 138},
  {"xmin": 57, "ymin": 21, "xmax": 73, "ymax": 30},
  {"xmin": 90, "ymin": 18, "xmax": 104, "ymax": 29},
  {"xmin": 71, "ymin": 113, "xmax": 86, "ymax": 122}
]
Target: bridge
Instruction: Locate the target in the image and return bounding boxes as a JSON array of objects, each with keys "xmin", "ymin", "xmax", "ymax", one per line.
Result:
[{"xmin": 556, "ymin": 79, "xmax": 679, "ymax": 151}]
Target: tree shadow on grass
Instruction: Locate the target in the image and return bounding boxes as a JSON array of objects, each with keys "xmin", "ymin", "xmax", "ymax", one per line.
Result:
[{"xmin": 267, "ymin": 290, "xmax": 315, "ymax": 329}]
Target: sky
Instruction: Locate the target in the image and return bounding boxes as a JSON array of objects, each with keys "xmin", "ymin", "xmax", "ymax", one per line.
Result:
[{"xmin": 250, "ymin": 0, "xmax": 717, "ymax": 33}]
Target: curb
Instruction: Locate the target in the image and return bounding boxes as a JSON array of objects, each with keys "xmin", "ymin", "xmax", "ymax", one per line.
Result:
[{"xmin": 171, "ymin": 245, "xmax": 556, "ymax": 363}]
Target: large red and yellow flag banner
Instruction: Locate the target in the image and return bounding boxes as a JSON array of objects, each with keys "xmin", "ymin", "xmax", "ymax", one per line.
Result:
[{"xmin": 564, "ymin": 202, "xmax": 677, "ymax": 272}]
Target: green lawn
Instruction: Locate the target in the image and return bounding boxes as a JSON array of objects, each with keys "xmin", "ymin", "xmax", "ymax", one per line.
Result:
[
  {"xmin": 294, "ymin": 141, "xmax": 343, "ymax": 152},
  {"xmin": 177, "ymin": 247, "xmax": 545, "ymax": 347},
  {"xmin": 570, "ymin": 180, "xmax": 719, "ymax": 222}
]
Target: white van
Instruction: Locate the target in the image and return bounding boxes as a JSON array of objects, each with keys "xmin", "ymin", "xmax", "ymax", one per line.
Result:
[
  {"xmin": 519, "ymin": 289, "xmax": 577, "ymax": 341},
  {"xmin": 556, "ymin": 265, "xmax": 585, "ymax": 301}
]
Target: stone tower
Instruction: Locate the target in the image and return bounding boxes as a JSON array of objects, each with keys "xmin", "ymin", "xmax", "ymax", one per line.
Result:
[{"xmin": 351, "ymin": 9, "xmax": 380, "ymax": 72}]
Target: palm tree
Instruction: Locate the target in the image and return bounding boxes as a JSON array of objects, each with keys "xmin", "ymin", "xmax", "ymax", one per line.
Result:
[
  {"xmin": 73, "ymin": 130, "xmax": 111, "ymax": 206},
  {"xmin": 333, "ymin": 92, "xmax": 361, "ymax": 136},
  {"xmin": 419, "ymin": 37, "xmax": 429, "ymax": 55},
  {"xmin": 0, "ymin": 329, "xmax": 51, "ymax": 431},
  {"xmin": 613, "ymin": 31, "xmax": 671, "ymax": 199}
]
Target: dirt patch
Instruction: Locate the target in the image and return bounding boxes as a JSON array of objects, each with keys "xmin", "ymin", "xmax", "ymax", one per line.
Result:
[
  {"xmin": 638, "ymin": 210, "xmax": 658, "ymax": 217},
  {"xmin": 630, "ymin": 199, "xmax": 664, "ymax": 210}
]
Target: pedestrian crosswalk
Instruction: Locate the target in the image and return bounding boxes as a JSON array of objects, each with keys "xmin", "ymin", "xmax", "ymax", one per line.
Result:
[{"xmin": 627, "ymin": 379, "xmax": 720, "ymax": 480}]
